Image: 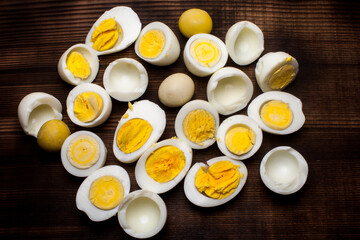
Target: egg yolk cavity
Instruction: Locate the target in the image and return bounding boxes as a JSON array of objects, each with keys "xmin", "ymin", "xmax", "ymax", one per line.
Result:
[
  {"xmin": 269, "ymin": 57, "xmax": 296, "ymax": 90},
  {"xmin": 183, "ymin": 109, "xmax": 216, "ymax": 144},
  {"xmin": 66, "ymin": 51, "xmax": 91, "ymax": 80},
  {"xmin": 89, "ymin": 175, "xmax": 124, "ymax": 210},
  {"xmin": 139, "ymin": 29, "xmax": 165, "ymax": 59},
  {"xmin": 195, "ymin": 160, "xmax": 242, "ymax": 199},
  {"xmin": 190, "ymin": 38, "xmax": 221, "ymax": 68},
  {"xmin": 225, "ymin": 124, "xmax": 256, "ymax": 155},
  {"xmin": 145, "ymin": 145, "xmax": 186, "ymax": 183},
  {"xmin": 260, "ymin": 100, "xmax": 293, "ymax": 130},
  {"xmin": 74, "ymin": 92, "xmax": 103, "ymax": 123},
  {"xmin": 116, "ymin": 118, "xmax": 153, "ymax": 154},
  {"xmin": 91, "ymin": 18, "xmax": 122, "ymax": 52},
  {"xmin": 178, "ymin": 8, "xmax": 213, "ymax": 38},
  {"xmin": 67, "ymin": 135, "xmax": 100, "ymax": 169}
]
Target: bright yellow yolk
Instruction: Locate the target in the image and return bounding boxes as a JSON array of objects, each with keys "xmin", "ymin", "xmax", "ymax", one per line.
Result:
[
  {"xmin": 183, "ymin": 109, "xmax": 216, "ymax": 144},
  {"xmin": 145, "ymin": 145, "xmax": 186, "ymax": 183},
  {"xmin": 225, "ymin": 124, "xmax": 256, "ymax": 155},
  {"xmin": 66, "ymin": 51, "xmax": 91, "ymax": 79},
  {"xmin": 138, "ymin": 29, "xmax": 165, "ymax": 59},
  {"xmin": 195, "ymin": 161, "xmax": 241, "ymax": 199},
  {"xmin": 91, "ymin": 18, "xmax": 121, "ymax": 51},
  {"xmin": 190, "ymin": 38, "xmax": 221, "ymax": 67},
  {"xmin": 66, "ymin": 135, "xmax": 100, "ymax": 169},
  {"xmin": 260, "ymin": 100, "xmax": 293, "ymax": 130},
  {"xmin": 178, "ymin": 8, "xmax": 213, "ymax": 38},
  {"xmin": 89, "ymin": 175, "xmax": 124, "ymax": 210},
  {"xmin": 116, "ymin": 118, "xmax": 153, "ymax": 154},
  {"xmin": 74, "ymin": 92, "xmax": 103, "ymax": 123},
  {"xmin": 269, "ymin": 57, "xmax": 296, "ymax": 90}
]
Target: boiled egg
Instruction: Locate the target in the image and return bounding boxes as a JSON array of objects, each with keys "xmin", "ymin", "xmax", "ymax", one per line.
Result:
[
  {"xmin": 103, "ymin": 58, "xmax": 148, "ymax": 102},
  {"xmin": 85, "ymin": 6, "xmax": 141, "ymax": 55},
  {"xmin": 113, "ymin": 100, "xmax": 166, "ymax": 163},
  {"xmin": 135, "ymin": 22, "xmax": 180, "ymax": 66},
  {"xmin": 135, "ymin": 138, "xmax": 192, "ymax": 194},
  {"xmin": 175, "ymin": 100, "xmax": 219, "ymax": 149},
  {"xmin": 58, "ymin": 44, "xmax": 99, "ymax": 86},
  {"xmin": 247, "ymin": 91, "xmax": 305, "ymax": 135},
  {"xmin": 216, "ymin": 115, "xmax": 262, "ymax": 160},
  {"xmin": 66, "ymin": 83, "xmax": 112, "ymax": 128},
  {"xmin": 184, "ymin": 156, "xmax": 247, "ymax": 207},
  {"xmin": 207, "ymin": 67, "xmax": 253, "ymax": 115},
  {"xmin": 76, "ymin": 165, "xmax": 130, "ymax": 222},
  {"xmin": 183, "ymin": 33, "xmax": 228, "ymax": 77},
  {"xmin": 255, "ymin": 52, "xmax": 299, "ymax": 92}
]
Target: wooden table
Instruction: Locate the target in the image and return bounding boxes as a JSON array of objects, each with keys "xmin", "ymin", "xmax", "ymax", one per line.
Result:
[{"xmin": 1, "ymin": 0, "xmax": 359, "ymax": 239}]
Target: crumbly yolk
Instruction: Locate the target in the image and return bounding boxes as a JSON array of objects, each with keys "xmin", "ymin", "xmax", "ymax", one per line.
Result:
[
  {"xmin": 91, "ymin": 18, "xmax": 121, "ymax": 51},
  {"xmin": 269, "ymin": 57, "xmax": 296, "ymax": 90},
  {"xmin": 66, "ymin": 51, "xmax": 91, "ymax": 79},
  {"xmin": 195, "ymin": 160, "xmax": 241, "ymax": 199},
  {"xmin": 74, "ymin": 92, "xmax": 103, "ymax": 123},
  {"xmin": 66, "ymin": 135, "xmax": 100, "ymax": 169},
  {"xmin": 145, "ymin": 145, "xmax": 186, "ymax": 183},
  {"xmin": 183, "ymin": 109, "xmax": 216, "ymax": 144},
  {"xmin": 139, "ymin": 29, "xmax": 165, "ymax": 59},
  {"xmin": 225, "ymin": 124, "xmax": 256, "ymax": 155},
  {"xmin": 190, "ymin": 38, "xmax": 221, "ymax": 67},
  {"xmin": 260, "ymin": 100, "xmax": 293, "ymax": 130},
  {"xmin": 89, "ymin": 175, "xmax": 124, "ymax": 210},
  {"xmin": 116, "ymin": 118, "xmax": 153, "ymax": 154}
]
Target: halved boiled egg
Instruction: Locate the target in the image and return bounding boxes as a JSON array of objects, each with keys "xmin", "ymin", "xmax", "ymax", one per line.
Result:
[
  {"xmin": 184, "ymin": 156, "xmax": 247, "ymax": 207},
  {"xmin": 135, "ymin": 138, "xmax": 192, "ymax": 194},
  {"xmin": 247, "ymin": 91, "xmax": 305, "ymax": 135},
  {"xmin": 85, "ymin": 6, "xmax": 141, "ymax": 55},
  {"xmin": 113, "ymin": 100, "xmax": 166, "ymax": 163}
]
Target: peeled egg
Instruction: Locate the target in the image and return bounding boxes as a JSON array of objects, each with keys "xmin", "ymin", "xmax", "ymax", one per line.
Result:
[
  {"xmin": 18, "ymin": 92, "xmax": 62, "ymax": 137},
  {"xmin": 184, "ymin": 156, "xmax": 247, "ymax": 207},
  {"xmin": 255, "ymin": 52, "xmax": 299, "ymax": 92},
  {"xmin": 85, "ymin": 6, "xmax": 141, "ymax": 55},
  {"xmin": 175, "ymin": 100, "xmax": 219, "ymax": 149},
  {"xmin": 66, "ymin": 83, "xmax": 112, "ymax": 128},
  {"xmin": 247, "ymin": 91, "xmax": 305, "ymax": 135},
  {"xmin": 135, "ymin": 138, "xmax": 192, "ymax": 194},
  {"xmin": 103, "ymin": 58, "xmax": 148, "ymax": 102},
  {"xmin": 216, "ymin": 115, "xmax": 262, "ymax": 160},
  {"xmin": 135, "ymin": 21, "xmax": 180, "ymax": 66},
  {"xmin": 207, "ymin": 67, "xmax": 253, "ymax": 115},
  {"xmin": 76, "ymin": 165, "xmax": 131, "ymax": 222},
  {"xmin": 260, "ymin": 146, "xmax": 308, "ymax": 195},
  {"xmin": 183, "ymin": 33, "xmax": 228, "ymax": 77},
  {"xmin": 113, "ymin": 100, "xmax": 166, "ymax": 163},
  {"xmin": 58, "ymin": 44, "xmax": 99, "ymax": 86},
  {"xmin": 225, "ymin": 21, "xmax": 264, "ymax": 66}
]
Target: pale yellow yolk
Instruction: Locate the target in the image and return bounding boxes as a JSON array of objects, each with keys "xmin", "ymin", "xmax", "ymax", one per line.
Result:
[
  {"xmin": 145, "ymin": 145, "xmax": 186, "ymax": 183},
  {"xmin": 74, "ymin": 92, "xmax": 103, "ymax": 123},
  {"xmin": 225, "ymin": 124, "xmax": 256, "ymax": 155},
  {"xmin": 66, "ymin": 51, "xmax": 91, "ymax": 79},
  {"xmin": 116, "ymin": 118, "xmax": 153, "ymax": 154},
  {"xmin": 260, "ymin": 100, "xmax": 293, "ymax": 130},
  {"xmin": 138, "ymin": 29, "xmax": 165, "ymax": 59},
  {"xmin": 66, "ymin": 135, "xmax": 100, "ymax": 169},
  {"xmin": 183, "ymin": 109, "xmax": 216, "ymax": 144},
  {"xmin": 89, "ymin": 175, "xmax": 124, "ymax": 210},
  {"xmin": 91, "ymin": 18, "xmax": 121, "ymax": 52},
  {"xmin": 269, "ymin": 58, "xmax": 296, "ymax": 90},
  {"xmin": 190, "ymin": 38, "xmax": 221, "ymax": 67},
  {"xmin": 195, "ymin": 161, "xmax": 241, "ymax": 199}
]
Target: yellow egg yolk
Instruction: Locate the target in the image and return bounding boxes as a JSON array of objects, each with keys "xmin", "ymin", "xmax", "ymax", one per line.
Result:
[
  {"xmin": 260, "ymin": 100, "xmax": 293, "ymax": 130},
  {"xmin": 66, "ymin": 135, "xmax": 100, "ymax": 169},
  {"xmin": 269, "ymin": 57, "xmax": 296, "ymax": 90},
  {"xmin": 178, "ymin": 8, "xmax": 213, "ymax": 38},
  {"xmin": 183, "ymin": 109, "xmax": 216, "ymax": 144},
  {"xmin": 145, "ymin": 145, "xmax": 186, "ymax": 183},
  {"xmin": 190, "ymin": 38, "xmax": 221, "ymax": 67},
  {"xmin": 91, "ymin": 18, "xmax": 121, "ymax": 52},
  {"xmin": 195, "ymin": 160, "xmax": 242, "ymax": 199},
  {"xmin": 138, "ymin": 29, "xmax": 165, "ymax": 59},
  {"xmin": 116, "ymin": 118, "xmax": 153, "ymax": 154},
  {"xmin": 66, "ymin": 51, "xmax": 91, "ymax": 80},
  {"xmin": 225, "ymin": 124, "xmax": 256, "ymax": 155},
  {"xmin": 74, "ymin": 92, "xmax": 103, "ymax": 123},
  {"xmin": 89, "ymin": 175, "xmax": 124, "ymax": 210}
]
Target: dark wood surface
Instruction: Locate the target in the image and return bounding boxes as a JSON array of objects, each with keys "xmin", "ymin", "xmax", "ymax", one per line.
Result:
[{"xmin": 1, "ymin": 0, "xmax": 359, "ymax": 239}]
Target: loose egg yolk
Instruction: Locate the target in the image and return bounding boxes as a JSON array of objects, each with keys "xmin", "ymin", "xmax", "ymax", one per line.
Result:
[
  {"xmin": 260, "ymin": 100, "xmax": 293, "ymax": 130},
  {"xmin": 145, "ymin": 145, "xmax": 186, "ymax": 183},
  {"xmin": 178, "ymin": 8, "xmax": 213, "ymax": 38},
  {"xmin": 225, "ymin": 124, "xmax": 256, "ymax": 155},
  {"xmin": 195, "ymin": 160, "xmax": 242, "ymax": 199},
  {"xmin": 66, "ymin": 135, "xmax": 100, "ymax": 169},
  {"xmin": 66, "ymin": 51, "xmax": 91, "ymax": 80},
  {"xmin": 269, "ymin": 57, "xmax": 296, "ymax": 90},
  {"xmin": 116, "ymin": 118, "xmax": 153, "ymax": 154},
  {"xmin": 74, "ymin": 92, "xmax": 103, "ymax": 123},
  {"xmin": 190, "ymin": 38, "xmax": 221, "ymax": 68},
  {"xmin": 183, "ymin": 109, "xmax": 216, "ymax": 144},
  {"xmin": 138, "ymin": 29, "xmax": 165, "ymax": 59},
  {"xmin": 89, "ymin": 175, "xmax": 124, "ymax": 210},
  {"xmin": 91, "ymin": 18, "xmax": 121, "ymax": 52}
]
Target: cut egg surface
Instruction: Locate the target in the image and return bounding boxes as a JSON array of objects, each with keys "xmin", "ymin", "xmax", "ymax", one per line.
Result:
[{"xmin": 184, "ymin": 156, "xmax": 248, "ymax": 207}]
